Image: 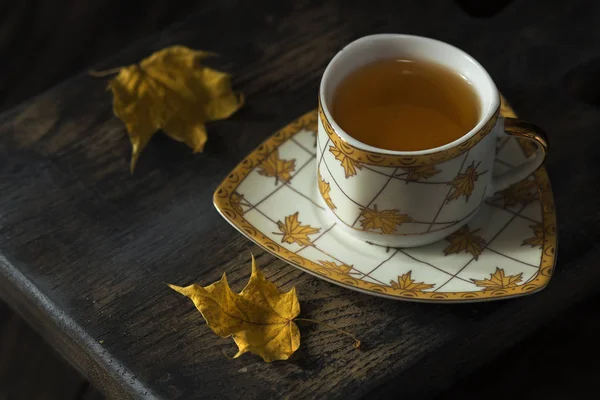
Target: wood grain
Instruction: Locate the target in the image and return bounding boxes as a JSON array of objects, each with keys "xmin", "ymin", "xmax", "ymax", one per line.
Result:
[
  {"xmin": 0, "ymin": 0, "xmax": 202, "ymax": 112},
  {"xmin": 0, "ymin": 0, "xmax": 599, "ymax": 398},
  {"xmin": 0, "ymin": 1, "xmax": 212, "ymax": 398}
]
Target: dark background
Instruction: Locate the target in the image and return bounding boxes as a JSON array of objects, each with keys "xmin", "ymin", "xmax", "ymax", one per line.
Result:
[{"xmin": 1, "ymin": 0, "xmax": 599, "ymax": 399}]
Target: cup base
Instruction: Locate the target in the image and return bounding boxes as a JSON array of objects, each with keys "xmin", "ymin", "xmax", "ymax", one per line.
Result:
[{"xmin": 322, "ymin": 205, "xmax": 482, "ymax": 248}]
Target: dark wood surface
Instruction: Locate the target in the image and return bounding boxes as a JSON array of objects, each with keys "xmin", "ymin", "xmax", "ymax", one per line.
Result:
[
  {"xmin": 1, "ymin": 0, "xmax": 600, "ymax": 398},
  {"xmin": 0, "ymin": 0, "xmax": 202, "ymax": 111},
  {"xmin": 1, "ymin": 2, "xmax": 204, "ymax": 398}
]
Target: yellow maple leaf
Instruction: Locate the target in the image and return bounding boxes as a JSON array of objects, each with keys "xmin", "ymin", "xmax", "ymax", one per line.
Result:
[
  {"xmin": 447, "ymin": 161, "xmax": 480, "ymax": 202},
  {"xmin": 399, "ymin": 165, "xmax": 440, "ymax": 182},
  {"xmin": 317, "ymin": 260, "xmax": 352, "ymax": 274},
  {"xmin": 329, "ymin": 145, "xmax": 362, "ymax": 178},
  {"xmin": 318, "ymin": 175, "xmax": 336, "ymax": 209},
  {"xmin": 471, "ymin": 267, "xmax": 523, "ymax": 291},
  {"xmin": 498, "ymin": 179, "xmax": 537, "ymax": 207},
  {"xmin": 444, "ymin": 225, "xmax": 487, "ymax": 260},
  {"xmin": 102, "ymin": 46, "xmax": 243, "ymax": 171},
  {"xmin": 168, "ymin": 256, "xmax": 300, "ymax": 362},
  {"xmin": 276, "ymin": 212, "xmax": 320, "ymax": 246},
  {"xmin": 257, "ymin": 151, "xmax": 296, "ymax": 184},
  {"xmin": 500, "ymin": 94, "xmax": 517, "ymax": 118},
  {"xmin": 522, "ymin": 222, "xmax": 544, "ymax": 248},
  {"xmin": 390, "ymin": 271, "xmax": 435, "ymax": 292},
  {"xmin": 359, "ymin": 205, "xmax": 412, "ymax": 234}
]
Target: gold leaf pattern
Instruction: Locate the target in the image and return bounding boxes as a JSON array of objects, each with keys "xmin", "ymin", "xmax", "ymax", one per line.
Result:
[
  {"xmin": 317, "ymin": 260, "xmax": 352, "ymax": 275},
  {"xmin": 359, "ymin": 205, "xmax": 412, "ymax": 234},
  {"xmin": 444, "ymin": 226, "xmax": 487, "ymax": 260},
  {"xmin": 399, "ymin": 165, "xmax": 441, "ymax": 182},
  {"xmin": 447, "ymin": 161, "xmax": 480, "ymax": 202},
  {"xmin": 211, "ymin": 100, "xmax": 558, "ymax": 302},
  {"xmin": 498, "ymin": 179, "xmax": 537, "ymax": 207},
  {"xmin": 257, "ymin": 150, "xmax": 296, "ymax": 183},
  {"xmin": 318, "ymin": 175, "xmax": 336, "ymax": 210},
  {"xmin": 390, "ymin": 271, "xmax": 435, "ymax": 292},
  {"xmin": 230, "ymin": 192, "xmax": 244, "ymax": 215},
  {"xmin": 319, "ymin": 100, "xmax": 499, "ymax": 168},
  {"xmin": 471, "ymin": 267, "xmax": 523, "ymax": 291},
  {"xmin": 276, "ymin": 212, "xmax": 320, "ymax": 246},
  {"xmin": 522, "ymin": 222, "xmax": 544, "ymax": 248},
  {"xmin": 329, "ymin": 145, "xmax": 362, "ymax": 178}
]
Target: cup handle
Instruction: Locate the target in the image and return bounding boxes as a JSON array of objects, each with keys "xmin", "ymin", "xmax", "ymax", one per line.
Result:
[{"xmin": 489, "ymin": 117, "xmax": 549, "ymax": 194}]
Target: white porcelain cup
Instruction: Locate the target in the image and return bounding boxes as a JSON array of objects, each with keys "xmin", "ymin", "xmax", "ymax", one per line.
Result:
[{"xmin": 316, "ymin": 34, "xmax": 548, "ymax": 247}]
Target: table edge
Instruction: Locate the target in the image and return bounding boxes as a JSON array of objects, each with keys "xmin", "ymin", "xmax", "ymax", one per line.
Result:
[{"xmin": 0, "ymin": 254, "xmax": 158, "ymax": 399}]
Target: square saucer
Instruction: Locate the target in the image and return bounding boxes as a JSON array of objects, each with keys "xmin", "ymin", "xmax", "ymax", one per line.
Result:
[{"xmin": 213, "ymin": 97, "xmax": 557, "ymax": 302}]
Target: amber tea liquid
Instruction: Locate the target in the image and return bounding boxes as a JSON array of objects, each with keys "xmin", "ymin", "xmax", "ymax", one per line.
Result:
[{"xmin": 331, "ymin": 59, "xmax": 480, "ymax": 151}]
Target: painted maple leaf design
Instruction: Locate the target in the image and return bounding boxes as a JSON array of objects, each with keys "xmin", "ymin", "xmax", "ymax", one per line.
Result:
[
  {"xmin": 498, "ymin": 179, "xmax": 537, "ymax": 208},
  {"xmin": 390, "ymin": 271, "xmax": 435, "ymax": 292},
  {"xmin": 318, "ymin": 175, "xmax": 336, "ymax": 210},
  {"xmin": 447, "ymin": 161, "xmax": 480, "ymax": 202},
  {"xmin": 398, "ymin": 165, "xmax": 441, "ymax": 182},
  {"xmin": 444, "ymin": 225, "xmax": 487, "ymax": 260},
  {"xmin": 317, "ymin": 260, "xmax": 352, "ymax": 275},
  {"xmin": 359, "ymin": 205, "xmax": 412, "ymax": 234},
  {"xmin": 276, "ymin": 212, "xmax": 320, "ymax": 246},
  {"xmin": 522, "ymin": 222, "xmax": 544, "ymax": 248},
  {"xmin": 257, "ymin": 150, "xmax": 296, "ymax": 184},
  {"xmin": 230, "ymin": 192, "xmax": 245, "ymax": 215},
  {"xmin": 329, "ymin": 145, "xmax": 362, "ymax": 178},
  {"xmin": 471, "ymin": 267, "xmax": 522, "ymax": 291}
]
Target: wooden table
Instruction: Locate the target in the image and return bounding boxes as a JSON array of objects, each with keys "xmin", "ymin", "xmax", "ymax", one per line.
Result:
[{"xmin": 1, "ymin": 0, "xmax": 599, "ymax": 398}]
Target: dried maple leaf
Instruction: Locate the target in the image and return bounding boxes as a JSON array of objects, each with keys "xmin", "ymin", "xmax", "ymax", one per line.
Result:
[
  {"xmin": 500, "ymin": 94, "xmax": 517, "ymax": 118},
  {"xmin": 168, "ymin": 256, "xmax": 299, "ymax": 362},
  {"xmin": 448, "ymin": 161, "xmax": 480, "ymax": 202},
  {"xmin": 102, "ymin": 46, "xmax": 243, "ymax": 171},
  {"xmin": 444, "ymin": 226, "xmax": 487, "ymax": 260},
  {"xmin": 359, "ymin": 205, "xmax": 412, "ymax": 234},
  {"xmin": 390, "ymin": 271, "xmax": 435, "ymax": 292},
  {"xmin": 317, "ymin": 260, "xmax": 352, "ymax": 274},
  {"xmin": 398, "ymin": 165, "xmax": 440, "ymax": 182},
  {"xmin": 276, "ymin": 212, "xmax": 320, "ymax": 246},
  {"xmin": 329, "ymin": 145, "xmax": 362, "ymax": 178},
  {"xmin": 318, "ymin": 175, "xmax": 336, "ymax": 209},
  {"xmin": 471, "ymin": 267, "xmax": 523, "ymax": 291},
  {"xmin": 230, "ymin": 192, "xmax": 244, "ymax": 215},
  {"xmin": 498, "ymin": 179, "xmax": 537, "ymax": 207},
  {"xmin": 522, "ymin": 222, "xmax": 544, "ymax": 248},
  {"xmin": 257, "ymin": 151, "xmax": 296, "ymax": 184}
]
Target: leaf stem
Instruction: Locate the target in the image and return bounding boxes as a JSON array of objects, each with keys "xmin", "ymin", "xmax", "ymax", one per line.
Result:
[
  {"xmin": 88, "ymin": 67, "xmax": 124, "ymax": 77},
  {"xmin": 294, "ymin": 318, "xmax": 361, "ymax": 349}
]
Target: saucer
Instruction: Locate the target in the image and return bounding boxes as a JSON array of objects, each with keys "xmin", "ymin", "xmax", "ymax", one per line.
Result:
[{"xmin": 213, "ymin": 96, "xmax": 557, "ymax": 302}]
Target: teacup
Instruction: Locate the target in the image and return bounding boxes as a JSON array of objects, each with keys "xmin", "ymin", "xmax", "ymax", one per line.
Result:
[{"xmin": 316, "ymin": 34, "xmax": 548, "ymax": 247}]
